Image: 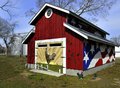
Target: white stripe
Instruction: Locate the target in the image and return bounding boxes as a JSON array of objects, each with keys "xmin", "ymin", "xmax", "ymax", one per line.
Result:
[
  {"xmin": 88, "ymin": 59, "xmax": 99, "ymax": 69},
  {"xmin": 109, "ymin": 55, "xmax": 115, "ymax": 62},
  {"xmin": 88, "ymin": 51, "xmax": 101, "ymax": 69},
  {"xmin": 102, "ymin": 55, "xmax": 109, "ymax": 64}
]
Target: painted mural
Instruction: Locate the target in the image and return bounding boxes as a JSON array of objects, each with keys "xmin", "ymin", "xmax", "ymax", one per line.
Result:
[
  {"xmin": 37, "ymin": 44, "xmax": 63, "ymax": 65},
  {"xmin": 83, "ymin": 41, "xmax": 115, "ymax": 70}
]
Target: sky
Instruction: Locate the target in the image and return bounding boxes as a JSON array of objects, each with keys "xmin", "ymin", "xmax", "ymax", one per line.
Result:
[{"xmin": 0, "ymin": 0, "xmax": 120, "ymax": 39}]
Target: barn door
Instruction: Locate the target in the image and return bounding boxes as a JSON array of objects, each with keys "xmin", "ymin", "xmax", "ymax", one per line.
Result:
[{"xmin": 37, "ymin": 42, "xmax": 63, "ymax": 73}]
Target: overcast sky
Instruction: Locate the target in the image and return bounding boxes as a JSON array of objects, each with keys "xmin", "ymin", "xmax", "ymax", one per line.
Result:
[{"xmin": 0, "ymin": 0, "xmax": 120, "ymax": 39}]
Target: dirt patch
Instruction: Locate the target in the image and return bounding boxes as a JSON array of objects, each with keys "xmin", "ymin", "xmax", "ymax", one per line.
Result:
[
  {"xmin": 112, "ymin": 78, "xmax": 120, "ymax": 86},
  {"xmin": 90, "ymin": 77, "xmax": 102, "ymax": 82},
  {"xmin": 115, "ymin": 81, "xmax": 120, "ymax": 85},
  {"xmin": 114, "ymin": 80, "xmax": 120, "ymax": 85},
  {"xmin": 113, "ymin": 78, "xmax": 119, "ymax": 81},
  {"xmin": 20, "ymin": 70, "xmax": 32, "ymax": 77}
]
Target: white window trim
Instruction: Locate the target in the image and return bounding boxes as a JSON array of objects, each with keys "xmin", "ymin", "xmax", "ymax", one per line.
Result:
[
  {"xmin": 35, "ymin": 38, "xmax": 66, "ymax": 74},
  {"xmin": 45, "ymin": 8, "xmax": 53, "ymax": 18}
]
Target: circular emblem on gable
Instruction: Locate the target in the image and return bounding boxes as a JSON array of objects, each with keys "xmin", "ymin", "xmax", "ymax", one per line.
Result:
[{"xmin": 45, "ymin": 8, "xmax": 53, "ymax": 18}]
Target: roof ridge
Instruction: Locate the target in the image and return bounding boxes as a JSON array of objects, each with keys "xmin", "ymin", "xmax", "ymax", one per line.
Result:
[{"xmin": 29, "ymin": 3, "xmax": 109, "ymax": 35}]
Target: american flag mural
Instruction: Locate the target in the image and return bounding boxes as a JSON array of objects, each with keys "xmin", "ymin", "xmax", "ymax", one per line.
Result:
[{"xmin": 83, "ymin": 41, "xmax": 115, "ymax": 70}]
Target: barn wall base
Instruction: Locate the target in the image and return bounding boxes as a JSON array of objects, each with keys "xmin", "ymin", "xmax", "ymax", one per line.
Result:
[
  {"xmin": 83, "ymin": 62, "xmax": 115, "ymax": 76},
  {"xmin": 66, "ymin": 62, "xmax": 115, "ymax": 76},
  {"xmin": 26, "ymin": 64, "xmax": 35, "ymax": 69},
  {"xmin": 66, "ymin": 69, "xmax": 83, "ymax": 76},
  {"xmin": 26, "ymin": 62, "xmax": 115, "ymax": 77}
]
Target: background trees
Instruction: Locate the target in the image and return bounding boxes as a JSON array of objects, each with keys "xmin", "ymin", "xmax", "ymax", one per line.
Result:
[
  {"xmin": 0, "ymin": 0, "xmax": 16, "ymax": 55},
  {"xmin": 110, "ymin": 35, "xmax": 120, "ymax": 46},
  {"xmin": 0, "ymin": 17, "xmax": 16, "ymax": 55},
  {"xmin": 0, "ymin": 0, "xmax": 119, "ymax": 55},
  {"xmin": 26, "ymin": 0, "xmax": 117, "ymax": 21},
  {"xmin": 0, "ymin": 0, "xmax": 16, "ymax": 20}
]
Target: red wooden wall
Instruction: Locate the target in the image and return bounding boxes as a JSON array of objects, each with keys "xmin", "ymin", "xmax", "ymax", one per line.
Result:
[
  {"xmin": 65, "ymin": 29, "xmax": 84, "ymax": 70},
  {"xmin": 27, "ymin": 34, "xmax": 35, "ymax": 64},
  {"xmin": 27, "ymin": 8, "xmax": 84, "ymax": 70}
]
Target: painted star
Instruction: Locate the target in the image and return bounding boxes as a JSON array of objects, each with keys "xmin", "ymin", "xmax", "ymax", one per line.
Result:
[{"xmin": 84, "ymin": 51, "xmax": 89, "ymax": 64}]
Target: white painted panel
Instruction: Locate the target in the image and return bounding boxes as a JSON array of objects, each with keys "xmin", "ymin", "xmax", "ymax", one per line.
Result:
[
  {"xmin": 115, "ymin": 46, "xmax": 120, "ymax": 58},
  {"xmin": 23, "ymin": 44, "xmax": 28, "ymax": 56}
]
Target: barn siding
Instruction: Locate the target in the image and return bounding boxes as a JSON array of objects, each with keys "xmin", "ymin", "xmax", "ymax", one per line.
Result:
[
  {"xmin": 65, "ymin": 29, "xmax": 84, "ymax": 70},
  {"xmin": 35, "ymin": 9, "xmax": 66, "ymax": 39},
  {"xmin": 27, "ymin": 8, "xmax": 84, "ymax": 70},
  {"xmin": 27, "ymin": 34, "xmax": 35, "ymax": 64}
]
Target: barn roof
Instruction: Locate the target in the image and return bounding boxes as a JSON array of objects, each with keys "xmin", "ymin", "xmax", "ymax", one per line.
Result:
[
  {"xmin": 29, "ymin": 3, "xmax": 69, "ymax": 25},
  {"xmin": 30, "ymin": 3, "xmax": 109, "ymax": 35},
  {"xmin": 64, "ymin": 23, "xmax": 115, "ymax": 46},
  {"xmin": 22, "ymin": 28, "xmax": 35, "ymax": 44}
]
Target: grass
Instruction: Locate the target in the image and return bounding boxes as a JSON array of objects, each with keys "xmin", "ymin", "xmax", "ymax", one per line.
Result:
[
  {"xmin": 0, "ymin": 55, "xmax": 120, "ymax": 88},
  {"xmin": 37, "ymin": 63, "xmax": 63, "ymax": 73}
]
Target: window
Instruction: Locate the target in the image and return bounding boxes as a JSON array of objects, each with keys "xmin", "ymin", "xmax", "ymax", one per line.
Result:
[
  {"xmin": 50, "ymin": 43, "xmax": 62, "ymax": 47},
  {"xmin": 45, "ymin": 8, "xmax": 53, "ymax": 18},
  {"xmin": 38, "ymin": 44, "xmax": 47, "ymax": 47},
  {"xmin": 94, "ymin": 32, "xmax": 102, "ymax": 37}
]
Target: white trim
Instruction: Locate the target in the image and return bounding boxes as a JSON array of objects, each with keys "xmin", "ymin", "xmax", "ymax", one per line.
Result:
[
  {"xmin": 29, "ymin": 3, "xmax": 70, "ymax": 24},
  {"xmin": 45, "ymin": 8, "xmax": 53, "ymax": 18},
  {"xmin": 35, "ymin": 38, "xmax": 66, "ymax": 74},
  {"xmin": 22, "ymin": 28, "xmax": 35, "ymax": 44},
  {"xmin": 62, "ymin": 38, "xmax": 66, "ymax": 74},
  {"xmin": 82, "ymin": 31, "xmax": 114, "ymax": 45},
  {"xmin": 26, "ymin": 64, "xmax": 35, "ymax": 69},
  {"xmin": 63, "ymin": 23, "xmax": 114, "ymax": 46},
  {"xmin": 63, "ymin": 23, "xmax": 88, "ymax": 39},
  {"xmin": 35, "ymin": 40, "xmax": 37, "ymax": 69}
]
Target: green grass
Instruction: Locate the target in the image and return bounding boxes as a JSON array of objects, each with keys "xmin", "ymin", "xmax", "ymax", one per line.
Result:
[
  {"xmin": 0, "ymin": 56, "xmax": 120, "ymax": 88},
  {"xmin": 38, "ymin": 63, "xmax": 63, "ymax": 73}
]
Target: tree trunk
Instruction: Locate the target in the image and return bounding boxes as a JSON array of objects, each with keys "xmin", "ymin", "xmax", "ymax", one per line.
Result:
[
  {"xmin": 5, "ymin": 46, "xmax": 10, "ymax": 56},
  {"xmin": 3, "ymin": 38, "xmax": 10, "ymax": 55}
]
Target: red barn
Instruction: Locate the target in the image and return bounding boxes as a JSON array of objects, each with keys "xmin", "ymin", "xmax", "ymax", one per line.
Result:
[{"xmin": 22, "ymin": 3, "xmax": 115, "ymax": 76}]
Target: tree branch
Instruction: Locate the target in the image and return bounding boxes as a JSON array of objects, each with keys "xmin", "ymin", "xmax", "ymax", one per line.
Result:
[
  {"xmin": 62, "ymin": 0, "xmax": 74, "ymax": 9},
  {"xmin": 32, "ymin": 0, "xmax": 116, "ymax": 20},
  {"xmin": 0, "ymin": 0, "xmax": 16, "ymax": 20}
]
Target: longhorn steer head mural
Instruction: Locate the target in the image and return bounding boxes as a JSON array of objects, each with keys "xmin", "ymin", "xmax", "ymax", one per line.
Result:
[{"xmin": 45, "ymin": 48, "xmax": 56, "ymax": 65}]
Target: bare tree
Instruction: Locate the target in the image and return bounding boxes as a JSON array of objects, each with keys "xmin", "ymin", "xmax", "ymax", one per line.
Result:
[
  {"xmin": 25, "ymin": 8, "xmax": 37, "ymax": 17},
  {"xmin": 0, "ymin": 0, "xmax": 16, "ymax": 19},
  {"xmin": 0, "ymin": 44, "xmax": 5, "ymax": 54},
  {"xmin": 0, "ymin": 17, "xmax": 16, "ymax": 55},
  {"xmin": 26, "ymin": 0, "xmax": 116, "ymax": 19},
  {"xmin": 110, "ymin": 35, "xmax": 120, "ymax": 46}
]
